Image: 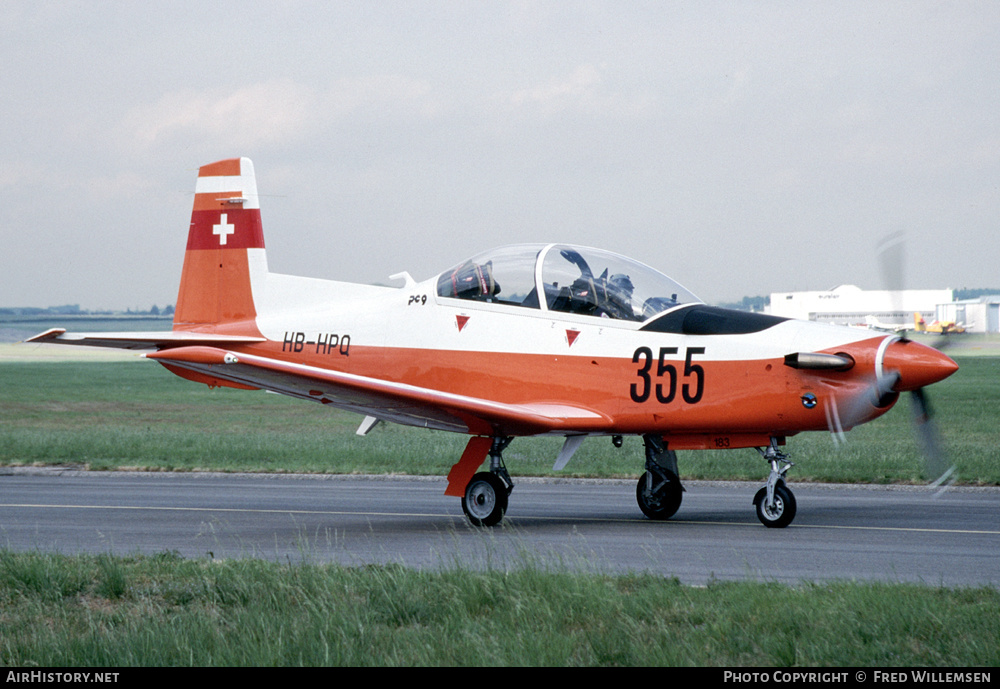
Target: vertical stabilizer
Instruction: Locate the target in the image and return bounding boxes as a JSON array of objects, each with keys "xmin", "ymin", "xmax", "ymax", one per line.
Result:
[{"xmin": 173, "ymin": 158, "xmax": 267, "ymax": 332}]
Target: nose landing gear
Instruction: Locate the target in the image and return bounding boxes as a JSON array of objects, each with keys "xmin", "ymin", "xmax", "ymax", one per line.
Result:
[{"xmin": 752, "ymin": 438, "xmax": 797, "ymax": 528}]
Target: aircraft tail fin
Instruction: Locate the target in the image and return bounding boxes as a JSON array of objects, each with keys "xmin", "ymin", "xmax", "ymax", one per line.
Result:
[
  {"xmin": 173, "ymin": 158, "xmax": 267, "ymax": 332},
  {"xmin": 913, "ymin": 311, "xmax": 926, "ymax": 332}
]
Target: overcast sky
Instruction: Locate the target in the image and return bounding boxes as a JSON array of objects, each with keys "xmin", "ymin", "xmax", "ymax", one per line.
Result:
[{"xmin": 2, "ymin": 1, "xmax": 997, "ymax": 310}]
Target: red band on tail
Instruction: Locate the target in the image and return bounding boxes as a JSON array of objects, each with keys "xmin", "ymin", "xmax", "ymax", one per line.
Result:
[{"xmin": 173, "ymin": 158, "xmax": 266, "ymax": 332}]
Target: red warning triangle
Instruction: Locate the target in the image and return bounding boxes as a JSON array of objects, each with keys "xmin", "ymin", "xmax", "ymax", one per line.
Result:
[
  {"xmin": 566, "ymin": 329, "xmax": 580, "ymax": 347},
  {"xmin": 456, "ymin": 315, "xmax": 470, "ymax": 332}
]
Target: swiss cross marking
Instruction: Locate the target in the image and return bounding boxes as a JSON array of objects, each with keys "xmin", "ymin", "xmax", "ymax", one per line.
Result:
[{"xmin": 213, "ymin": 213, "xmax": 235, "ymax": 245}]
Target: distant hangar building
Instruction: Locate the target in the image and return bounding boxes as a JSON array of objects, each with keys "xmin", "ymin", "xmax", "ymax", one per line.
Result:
[
  {"xmin": 765, "ymin": 285, "xmax": 953, "ymax": 329},
  {"xmin": 937, "ymin": 295, "xmax": 1000, "ymax": 334}
]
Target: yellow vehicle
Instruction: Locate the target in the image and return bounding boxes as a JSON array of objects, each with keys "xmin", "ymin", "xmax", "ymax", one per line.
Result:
[{"xmin": 914, "ymin": 312, "xmax": 965, "ymax": 334}]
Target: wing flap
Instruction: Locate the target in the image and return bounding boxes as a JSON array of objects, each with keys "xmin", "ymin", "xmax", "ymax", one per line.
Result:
[{"xmin": 145, "ymin": 346, "xmax": 614, "ymax": 436}]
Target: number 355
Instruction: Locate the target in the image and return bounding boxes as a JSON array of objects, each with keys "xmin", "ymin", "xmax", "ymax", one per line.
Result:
[{"xmin": 630, "ymin": 346, "xmax": 705, "ymax": 404}]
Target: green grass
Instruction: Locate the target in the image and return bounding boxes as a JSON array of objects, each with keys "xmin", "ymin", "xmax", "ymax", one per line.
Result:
[
  {"xmin": 2, "ymin": 354, "xmax": 998, "ymax": 667},
  {"xmin": 1, "ymin": 355, "xmax": 997, "ymax": 485},
  {"xmin": 1, "ymin": 550, "xmax": 997, "ymax": 667}
]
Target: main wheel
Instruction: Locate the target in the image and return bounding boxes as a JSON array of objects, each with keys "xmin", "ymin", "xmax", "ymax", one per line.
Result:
[
  {"xmin": 636, "ymin": 470, "xmax": 683, "ymax": 520},
  {"xmin": 462, "ymin": 472, "xmax": 508, "ymax": 527},
  {"xmin": 753, "ymin": 483, "xmax": 797, "ymax": 528}
]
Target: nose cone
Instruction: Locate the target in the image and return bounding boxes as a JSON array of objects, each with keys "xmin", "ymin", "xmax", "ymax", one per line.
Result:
[{"xmin": 882, "ymin": 339, "xmax": 959, "ymax": 391}]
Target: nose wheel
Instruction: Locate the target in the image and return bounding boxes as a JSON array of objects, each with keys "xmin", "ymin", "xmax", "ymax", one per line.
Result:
[
  {"xmin": 753, "ymin": 482, "xmax": 796, "ymax": 528},
  {"xmin": 753, "ymin": 439, "xmax": 797, "ymax": 528}
]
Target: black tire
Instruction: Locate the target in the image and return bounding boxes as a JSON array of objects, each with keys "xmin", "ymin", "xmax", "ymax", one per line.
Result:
[
  {"xmin": 636, "ymin": 470, "xmax": 683, "ymax": 520},
  {"xmin": 753, "ymin": 483, "xmax": 797, "ymax": 528},
  {"xmin": 462, "ymin": 472, "xmax": 508, "ymax": 527}
]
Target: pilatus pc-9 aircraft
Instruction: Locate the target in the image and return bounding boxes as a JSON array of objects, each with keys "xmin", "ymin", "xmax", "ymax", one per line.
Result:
[{"xmin": 30, "ymin": 158, "xmax": 959, "ymax": 528}]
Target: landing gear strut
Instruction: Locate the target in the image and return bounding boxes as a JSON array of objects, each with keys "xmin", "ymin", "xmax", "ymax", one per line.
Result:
[
  {"xmin": 752, "ymin": 438, "xmax": 797, "ymax": 528},
  {"xmin": 462, "ymin": 437, "xmax": 514, "ymax": 527},
  {"xmin": 636, "ymin": 435, "xmax": 684, "ymax": 520}
]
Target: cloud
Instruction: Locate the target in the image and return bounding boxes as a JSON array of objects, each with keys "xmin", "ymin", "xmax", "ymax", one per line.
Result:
[
  {"xmin": 124, "ymin": 76, "xmax": 436, "ymax": 152},
  {"xmin": 0, "ymin": 159, "xmax": 45, "ymax": 190},
  {"xmin": 509, "ymin": 64, "xmax": 603, "ymax": 108},
  {"xmin": 126, "ymin": 80, "xmax": 316, "ymax": 150},
  {"xmin": 495, "ymin": 64, "xmax": 651, "ymax": 119}
]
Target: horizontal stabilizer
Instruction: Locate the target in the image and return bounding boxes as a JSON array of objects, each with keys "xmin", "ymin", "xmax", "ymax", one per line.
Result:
[{"xmin": 25, "ymin": 328, "xmax": 265, "ymax": 351}]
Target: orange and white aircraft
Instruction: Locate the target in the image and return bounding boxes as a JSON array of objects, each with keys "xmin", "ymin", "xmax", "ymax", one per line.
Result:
[{"xmin": 29, "ymin": 158, "xmax": 959, "ymax": 528}]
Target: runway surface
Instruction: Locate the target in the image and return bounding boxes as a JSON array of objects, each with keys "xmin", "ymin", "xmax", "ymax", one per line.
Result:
[{"xmin": 2, "ymin": 468, "xmax": 998, "ymax": 586}]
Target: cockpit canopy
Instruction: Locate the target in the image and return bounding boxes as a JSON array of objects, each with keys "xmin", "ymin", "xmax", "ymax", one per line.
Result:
[{"xmin": 436, "ymin": 244, "xmax": 700, "ymax": 322}]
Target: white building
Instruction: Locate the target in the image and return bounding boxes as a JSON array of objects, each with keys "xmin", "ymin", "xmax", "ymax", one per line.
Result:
[
  {"xmin": 766, "ymin": 285, "xmax": 953, "ymax": 328},
  {"xmin": 936, "ymin": 296, "xmax": 1000, "ymax": 334}
]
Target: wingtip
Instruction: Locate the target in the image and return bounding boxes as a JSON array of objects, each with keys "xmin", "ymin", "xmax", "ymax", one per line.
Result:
[{"xmin": 24, "ymin": 328, "xmax": 67, "ymax": 343}]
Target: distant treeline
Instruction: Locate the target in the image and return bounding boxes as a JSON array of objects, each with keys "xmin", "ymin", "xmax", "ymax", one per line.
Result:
[
  {"xmin": 954, "ymin": 288, "xmax": 1000, "ymax": 301},
  {"xmin": 716, "ymin": 295, "xmax": 770, "ymax": 312},
  {"xmin": 0, "ymin": 304, "xmax": 174, "ymax": 319}
]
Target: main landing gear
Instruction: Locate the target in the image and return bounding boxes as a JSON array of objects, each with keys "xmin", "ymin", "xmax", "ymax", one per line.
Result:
[
  {"xmin": 461, "ymin": 437, "xmax": 514, "ymax": 527},
  {"xmin": 636, "ymin": 434, "xmax": 684, "ymax": 520},
  {"xmin": 752, "ymin": 438, "xmax": 797, "ymax": 528}
]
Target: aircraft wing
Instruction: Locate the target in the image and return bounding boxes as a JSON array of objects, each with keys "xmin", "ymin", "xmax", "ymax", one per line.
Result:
[
  {"xmin": 144, "ymin": 346, "xmax": 614, "ymax": 437},
  {"xmin": 25, "ymin": 328, "xmax": 266, "ymax": 350}
]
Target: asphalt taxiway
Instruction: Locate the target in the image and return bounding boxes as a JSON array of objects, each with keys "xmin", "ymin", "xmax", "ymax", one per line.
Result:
[{"xmin": 2, "ymin": 469, "xmax": 998, "ymax": 586}]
